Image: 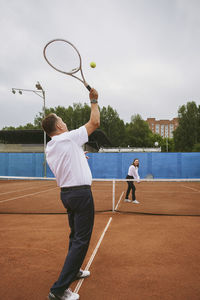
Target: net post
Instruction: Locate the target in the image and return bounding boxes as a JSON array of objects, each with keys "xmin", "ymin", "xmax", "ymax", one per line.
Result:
[{"xmin": 112, "ymin": 180, "xmax": 115, "ymax": 212}]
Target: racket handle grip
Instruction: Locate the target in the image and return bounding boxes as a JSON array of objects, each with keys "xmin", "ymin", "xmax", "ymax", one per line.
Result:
[{"xmin": 85, "ymin": 83, "xmax": 91, "ymax": 91}]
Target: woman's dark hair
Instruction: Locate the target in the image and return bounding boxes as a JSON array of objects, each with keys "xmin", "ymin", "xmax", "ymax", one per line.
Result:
[{"xmin": 132, "ymin": 158, "xmax": 139, "ymax": 168}]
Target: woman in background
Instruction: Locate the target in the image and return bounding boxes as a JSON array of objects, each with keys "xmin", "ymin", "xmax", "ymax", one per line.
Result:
[{"xmin": 124, "ymin": 158, "xmax": 140, "ymax": 204}]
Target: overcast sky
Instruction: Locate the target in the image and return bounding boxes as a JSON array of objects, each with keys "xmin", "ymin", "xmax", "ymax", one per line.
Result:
[{"xmin": 1, "ymin": 0, "xmax": 200, "ymax": 129}]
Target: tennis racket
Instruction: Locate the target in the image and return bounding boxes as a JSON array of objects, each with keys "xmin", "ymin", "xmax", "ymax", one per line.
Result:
[{"xmin": 43, "ymin": 39, "xmax": 91, "ymax": 91}]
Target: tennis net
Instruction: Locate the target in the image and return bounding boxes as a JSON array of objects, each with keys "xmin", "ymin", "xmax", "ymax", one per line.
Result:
[{"xmin": 0, "ymin": 176, "xmax": 199, "ymax": 216}]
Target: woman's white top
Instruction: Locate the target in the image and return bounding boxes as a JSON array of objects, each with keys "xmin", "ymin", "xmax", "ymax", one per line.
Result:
[{"xmin": 128, "ymin": 165, "xmax": 140, "ymax": 182}]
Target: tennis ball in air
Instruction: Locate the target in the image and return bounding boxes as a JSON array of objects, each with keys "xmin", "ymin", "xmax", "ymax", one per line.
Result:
[{"xmin": 90, "ymin": 62, "xmax": 96, "ymax": 68}]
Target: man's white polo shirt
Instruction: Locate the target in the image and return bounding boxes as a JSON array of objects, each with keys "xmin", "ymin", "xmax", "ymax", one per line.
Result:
[{"xmin": 46, "ymin": 126, "xmax": 92, "ymax": 187}]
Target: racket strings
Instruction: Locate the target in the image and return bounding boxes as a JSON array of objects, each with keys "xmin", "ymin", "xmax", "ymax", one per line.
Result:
[
  {"xmin": 44, "ymin": 40, "xmax": 81, "ymax": 74},
  {"xmin": 43, "ymin": 39, "xmax": 91, "ymax": 90}
]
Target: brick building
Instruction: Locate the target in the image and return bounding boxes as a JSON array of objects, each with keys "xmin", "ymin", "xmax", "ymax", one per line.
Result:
[{"xmin": 146, "ymin": 118, "xmax": 179, "ymax": 138}]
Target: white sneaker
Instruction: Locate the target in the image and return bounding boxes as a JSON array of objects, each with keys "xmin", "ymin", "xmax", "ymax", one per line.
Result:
[
  {"xmin": 76, "ymin": 269, "xmax": 90, "ymax": 279},
  {"xmin": 124, "ymin": 199, "xmax": 131, "ymax": 202},
  {"xmin": 132, "ymin": 200, "xmax": 140, "ymax": 204},
  {"xmin": 48, "ymin": 290, "xmax": 79, "ymax": 300},
  {"xmin": 63, "ymin": 288, "xmax": 79, "ymax": 300}
]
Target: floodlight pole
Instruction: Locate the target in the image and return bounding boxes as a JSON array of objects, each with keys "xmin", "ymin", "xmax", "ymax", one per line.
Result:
[
  {"xmin": 35, "ymin": 82, "xmax": 47, "ymax": 177},
  {"xmin": 11, "ymin": 83, "xmax": 47, "ymax": 177}
]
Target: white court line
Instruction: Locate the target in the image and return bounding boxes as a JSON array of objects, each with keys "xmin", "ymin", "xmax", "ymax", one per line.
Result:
[
  {"xmin": 0, "ymin": 187, "xmax": 58, "ymax": 203},
  {"xmin": 115, "ymin": 191, "xmax": 124, "ymax": 210},
  {"xmin": 0, "ymin": 183, "xmax": 54, "ymax": 196},
  {"xmin": 181, "ymin": 185, "xmax": 200, "ymax": 193},
  {"xmin": 74, "ymin": 217, "xmax": 112, "ymax": 294}
]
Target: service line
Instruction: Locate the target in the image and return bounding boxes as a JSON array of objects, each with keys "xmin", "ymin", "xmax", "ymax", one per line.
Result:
[{"xmin": 0, "ymin": 187, "xmax": 57, "ymax": 203}]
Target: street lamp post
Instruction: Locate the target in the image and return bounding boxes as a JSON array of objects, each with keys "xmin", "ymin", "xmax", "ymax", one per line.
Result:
[{"xmin": 11, "ymin": 82, "xmax": 47, "ymax": 177}]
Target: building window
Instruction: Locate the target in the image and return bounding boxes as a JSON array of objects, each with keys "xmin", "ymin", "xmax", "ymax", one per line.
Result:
[
  {"xmin": 155, "ymin": 124, "xmax": 160, "ymax": 133},
  {"xmin": 169, "ymin": 124, "xmax": 174, "ymax": 138},
  {"xmin": 165, "ymin": 125, "xmax": 169, "ymax": 137},
  {"xmin": 161, "ymin": 125, "xmax": 164, "ymax": 137}
]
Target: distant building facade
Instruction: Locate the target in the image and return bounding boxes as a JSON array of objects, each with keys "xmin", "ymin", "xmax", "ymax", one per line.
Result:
[{"xmin": 146, "ymin": 118, "xmax": 179, "ymax": 138}]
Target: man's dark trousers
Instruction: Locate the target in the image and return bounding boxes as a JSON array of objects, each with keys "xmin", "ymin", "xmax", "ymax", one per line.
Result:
[{"xmin": 50, "ymin": 186, "xmax": 94, "ymax": 296}]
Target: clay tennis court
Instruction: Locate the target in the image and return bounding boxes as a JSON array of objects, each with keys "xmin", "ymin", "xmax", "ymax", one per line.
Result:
[{"xmin": 0, "ymin": 179, "xmax": 200, "ymax": 299}]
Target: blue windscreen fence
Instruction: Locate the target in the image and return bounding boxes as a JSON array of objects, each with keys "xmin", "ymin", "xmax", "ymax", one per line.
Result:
[{"xmin": 0, "ymin": 152, "xmax": 200, "ymax": 179}]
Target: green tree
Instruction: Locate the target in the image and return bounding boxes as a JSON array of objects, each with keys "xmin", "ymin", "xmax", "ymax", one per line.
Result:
[
  {"xmin": 192, "ymin": 143, "xmax": 200, "ymax": 152},
  {"xmin": 2, "ymin": 126, "xmax": 16, "ymax": 130},
  {"xmin": 71, "ymin": 103, "xmax": 91, "ymax": 129},
  {"xmin": 161, "ymin": 137, "xmax": 175, "ymax": 152},
  {"xmin": 34, "ymin": 103, "xmax": 91, "ymax": 131},
  {"xmin": 150, "ymin": 133, "xmax": 163, "ymax": 147},
  {"xmin": 125, "ymin": 114, "xmax": 154, "ymax": 147},
  {"xmin": 174, "ymin": 101, "xmax": 200, "ymax": 151},
  {"xmin": 100, "ymin": 106, "xmax": 126, "ymax": 146},
  {"xmin": 2, "ymin": 123, "xmax": 39, "ymax": 130}
]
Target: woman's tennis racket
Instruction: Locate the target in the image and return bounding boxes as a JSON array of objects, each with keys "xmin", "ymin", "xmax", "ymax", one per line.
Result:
[{"xmin": 43, "ymin": 39, "xmax": 91, "ymax": 91}]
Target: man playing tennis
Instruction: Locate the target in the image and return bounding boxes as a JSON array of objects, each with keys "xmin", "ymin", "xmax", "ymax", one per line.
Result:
[{"xmin": 42, "ymin": 88, "xmax": 99, "ymax": 300}]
